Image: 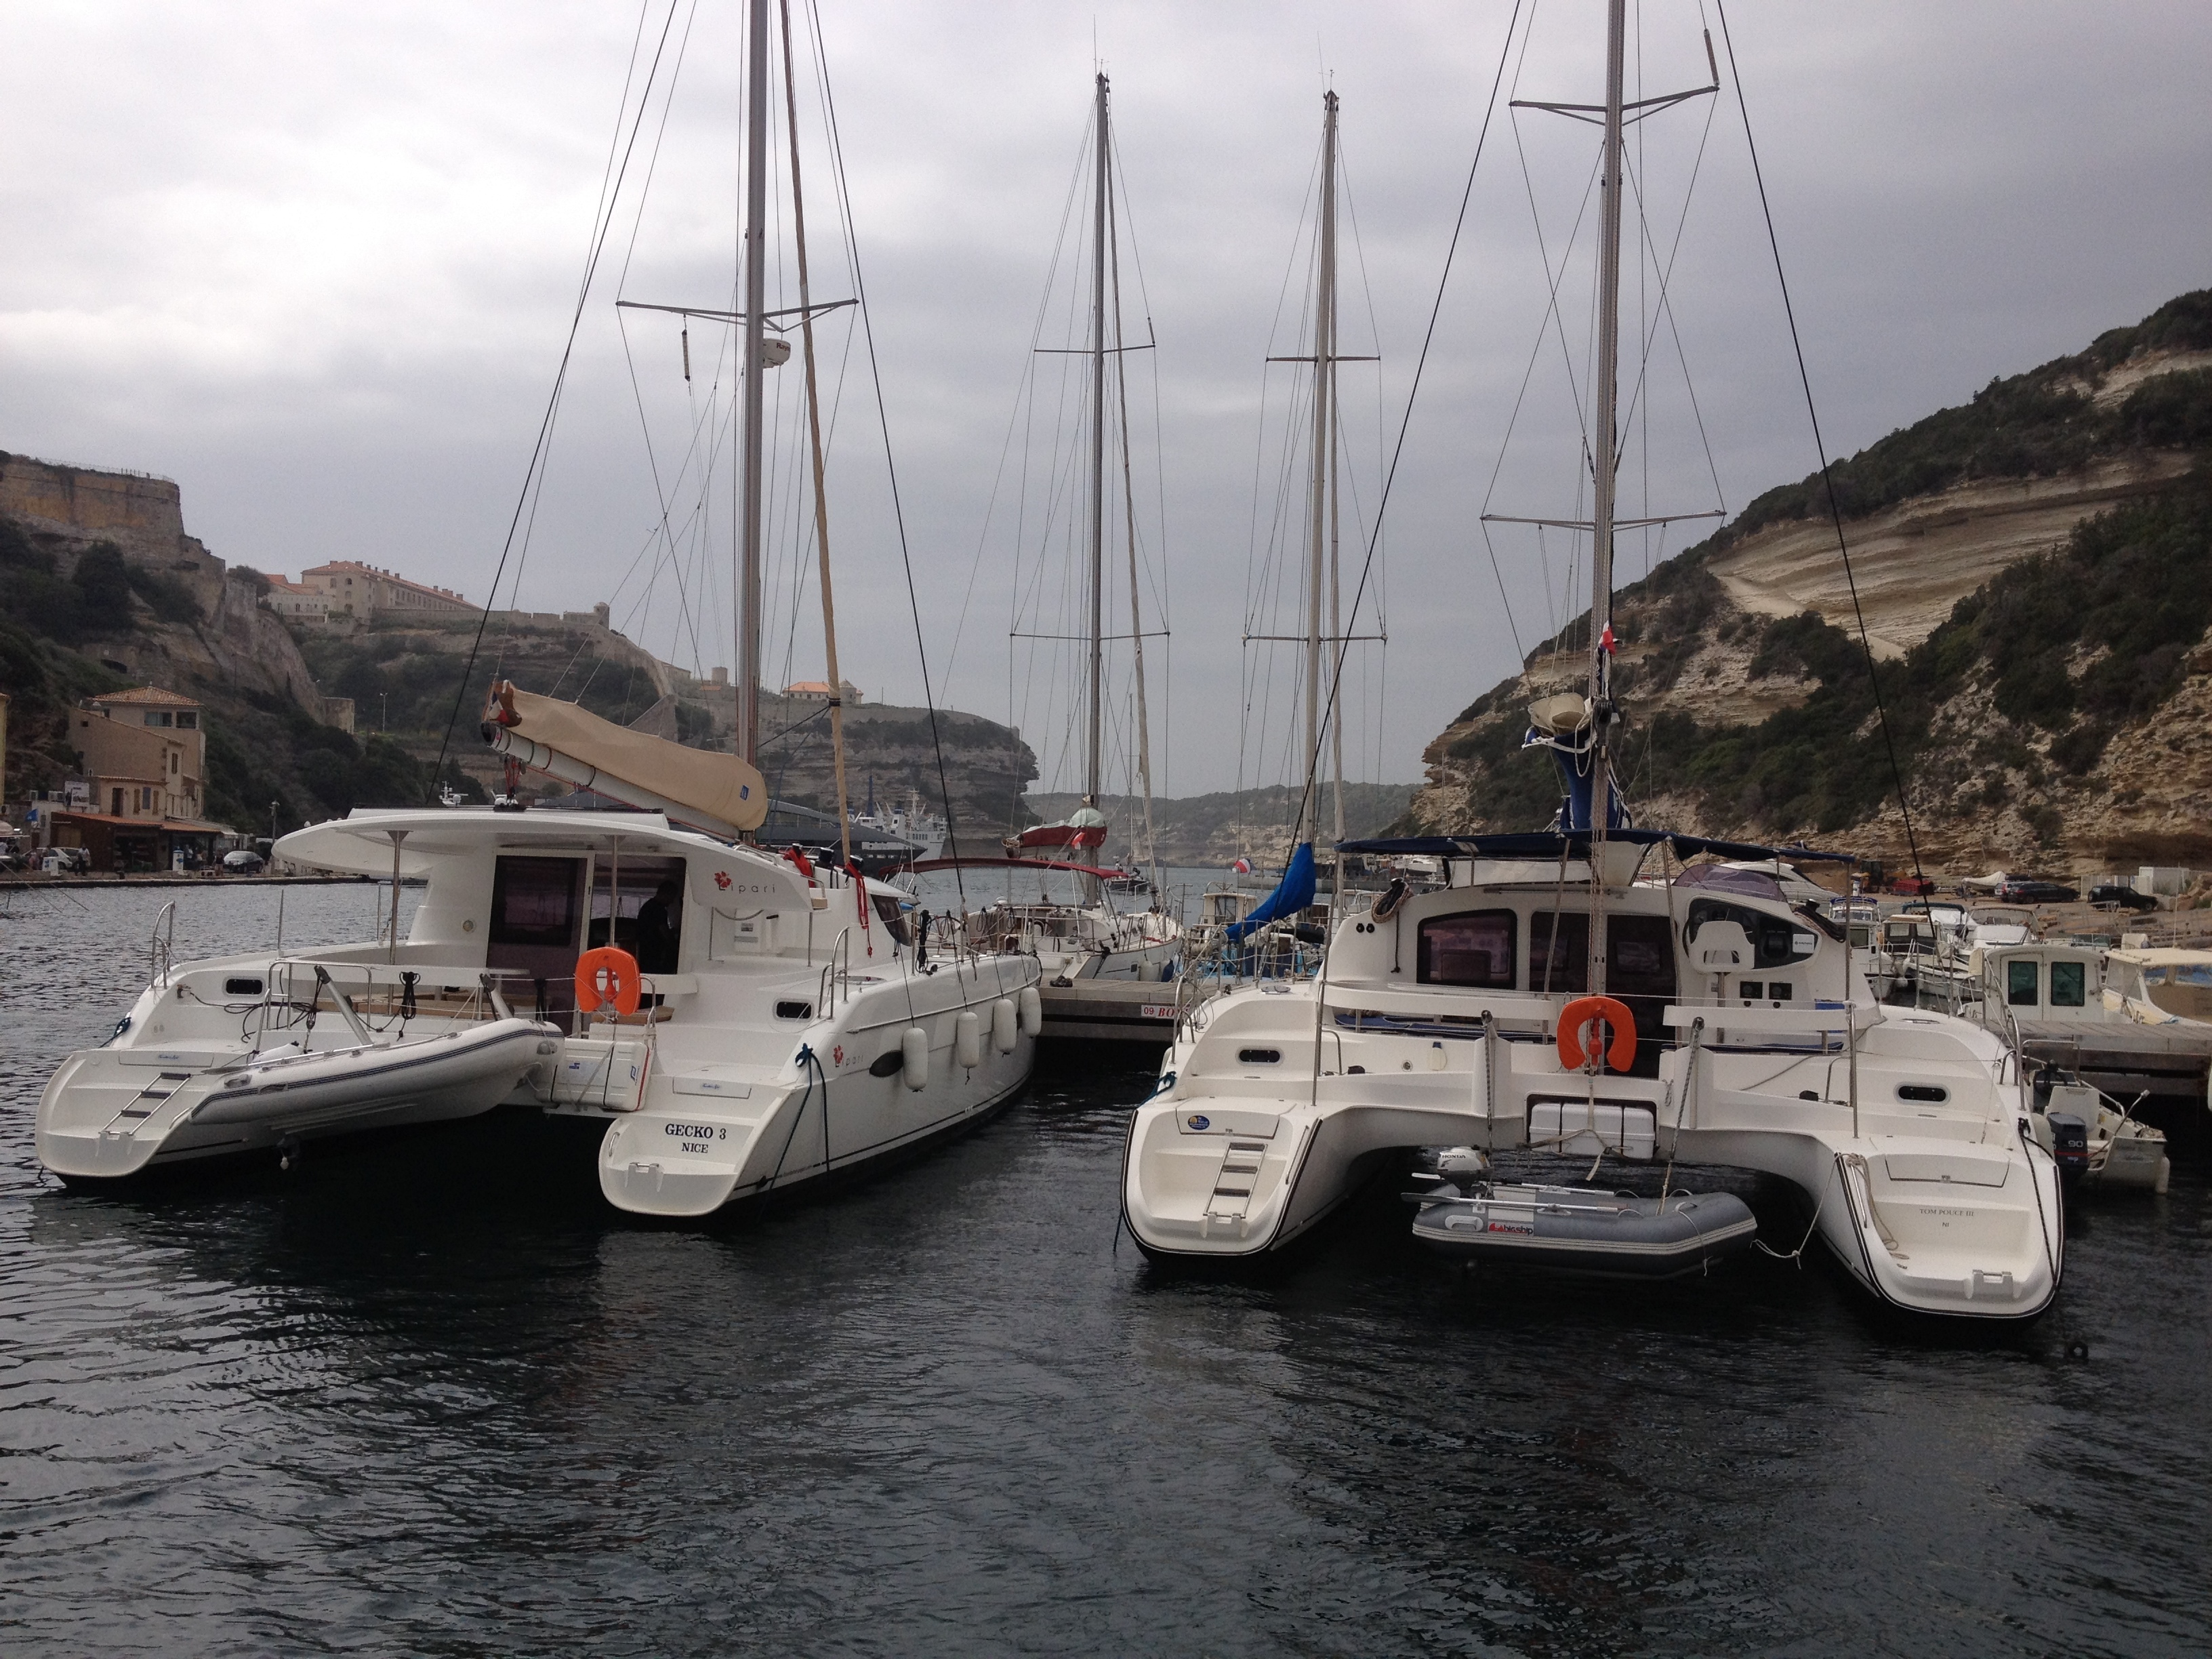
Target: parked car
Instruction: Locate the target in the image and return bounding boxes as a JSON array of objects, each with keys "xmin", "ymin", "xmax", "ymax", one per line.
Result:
[
  {"xmin": 220, "ymin": 849, "xmax": 266, "ymax": 875},
  {"xmin": 2088, "ymin": 883, "xmax": 2159, "ymax": 914},
  {"xmin": 1887, "ymin": 874, "xmax": 1937, "ymax": 897},
  {"xmin": 1996, "ymin": 878, "xmax": 2080, "ymax": 904}
]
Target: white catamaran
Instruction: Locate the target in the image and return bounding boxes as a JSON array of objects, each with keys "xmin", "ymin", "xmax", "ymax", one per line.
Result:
[
  {"xmin": 1120, "ymin": 5, "xmax": 2064, "ymax": 1319},
  {"xmin": 37, "ymin": 0, "xmax": 1043, "ymax": 1213}
]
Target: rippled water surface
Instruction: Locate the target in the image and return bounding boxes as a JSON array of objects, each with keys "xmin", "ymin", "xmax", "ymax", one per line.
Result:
[{"xmin": 5, "ymin": 882, "xmax": 2212, "ymax": 1655}]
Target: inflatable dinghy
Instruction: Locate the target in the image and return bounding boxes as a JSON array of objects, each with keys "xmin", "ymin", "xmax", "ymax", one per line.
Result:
[
  {"xmin": 39, "ymin": 1017, "xmax": 562, "ymax": 1179},
  {"xmin": 1409, "ymin": 1166, "xmax": 1758, "ymax": 1278}
]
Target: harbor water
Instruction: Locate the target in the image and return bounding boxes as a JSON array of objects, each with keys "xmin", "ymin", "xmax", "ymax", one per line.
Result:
[{"xmin": 5, "ymin": 884, "xmax": 2211, "ymax": 1655}]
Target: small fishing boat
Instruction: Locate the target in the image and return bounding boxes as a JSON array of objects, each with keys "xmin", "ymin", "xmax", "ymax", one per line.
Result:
[
  {"xmin": 2027, "ymin": 1071, "xmax": 2170, "ymax": 1193},
  {"xmin": 1408, "ymin": 1161, "xmax": 1758, "ymax": 1277}
]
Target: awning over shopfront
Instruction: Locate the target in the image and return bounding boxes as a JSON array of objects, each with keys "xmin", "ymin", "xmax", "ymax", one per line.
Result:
[{"xmin": 49, "ymin": 811, "xmax": 232, "ymax": 871}]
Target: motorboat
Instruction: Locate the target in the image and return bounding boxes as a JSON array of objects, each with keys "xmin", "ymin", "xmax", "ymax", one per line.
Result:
[
  {"xmin": 2024, "ymin": 1071, "xmax": 2169, "ymax": 1193},
  {"xmin": 2103, "ymin": 947, "xmax": 2212, "ymax": 1025},
  {"xmin": 1965, "ymin": 939, "xmax": 2212, "ymax": 1113},
  {"xmin": 37, "ymin": 804, "xmax": 1042, "ymax": 1212}
]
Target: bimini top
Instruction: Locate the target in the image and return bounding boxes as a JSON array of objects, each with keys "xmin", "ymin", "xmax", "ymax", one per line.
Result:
[
  {"xmin": 276, "ymin": 806, "xmax": 705, "ymax": 877},
  {"xmin": 1336, "ymin": 827, "xmax": 1854, "ymax": 865}
]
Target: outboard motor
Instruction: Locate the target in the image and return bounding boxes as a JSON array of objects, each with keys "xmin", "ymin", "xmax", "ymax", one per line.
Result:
[{"xmin": 2047, "ymin": 1113, "xmax": 2089, "ymax": 1185}]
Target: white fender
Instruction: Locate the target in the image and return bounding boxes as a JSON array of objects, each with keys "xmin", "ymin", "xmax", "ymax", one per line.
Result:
[
  {"xmin": 955, "ymin": 1010, "xmax": 982, "ymax": 1069},
  {"xmin": 991, "ymin": 996, "xmax": 1018, "ymax": 1054},
  {"xmin": 1018, "ymin": 985, "xmax": 1043, "ymax": 1038},
  {"xmin": 901, "ymin": 1025, "xmax": 930, "ymax": 1091}
]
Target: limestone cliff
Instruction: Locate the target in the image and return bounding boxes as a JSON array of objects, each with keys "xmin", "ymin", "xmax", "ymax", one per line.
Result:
[{"xmin": 1408, "ymin": 292, "xmax": 2212, "ymax": 875}]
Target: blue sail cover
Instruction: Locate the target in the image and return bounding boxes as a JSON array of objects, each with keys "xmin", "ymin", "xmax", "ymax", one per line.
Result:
[
  {"xmin": 1524, "ymin": 720, "xmax": 1628, "ymax": 832},
  {"xmin": 1226, "ymin": 842, "xmax": 1317, "ymax": 943}
]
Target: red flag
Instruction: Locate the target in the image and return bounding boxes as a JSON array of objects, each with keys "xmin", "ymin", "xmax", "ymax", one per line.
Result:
[{"xmin": 1599, "ymin": 623, "xmax": 1616, "ymax": 654}]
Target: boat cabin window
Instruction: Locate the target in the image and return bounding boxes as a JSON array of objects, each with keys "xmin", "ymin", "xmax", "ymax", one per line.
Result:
[
  {"xmin": 491, "ymin": 857, "xmax": 583, "ymax": 947},
  {"xmin": 2049, "ymin": 960, "xmax": 2087, "ymax": 1008},
  {"xmin": 489, "ymin": 855, "xmax": 586, "ymax": 1027},
  {"xmin": 2007, "ymin": 960, "xmax": 2039, "ymax": 1007},
  {"xmin": 1685, "ymin": 899, "xmax": 1818, "ymax": 969},
  {"xmin": 870, "ymin": 892, "xmax": 913, "ymax": 947},
  {"xmin": 590, "ymin": 856, "xmax": 688, "ymax": 973},
  {"xmin": 1417, "ymin": 909, "xmax": 1516, "ymax": 989}
]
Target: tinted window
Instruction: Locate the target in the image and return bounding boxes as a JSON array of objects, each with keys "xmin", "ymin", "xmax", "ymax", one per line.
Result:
[
  {"xmin": 1528, "ymin": 912, "xmax": 1586, "ymax": 994},
  {"xmin": 491, "ymin": 857, "xmax": 581, "ymax": 948},
  {"xmin": 2007, "ymin": 960, "xmax": 2039, "ymax": 1006},
  {"xmin": 1418, "ymin": 909, "xmax": 1517, "ymax": 989},
  {"xmin": 2049, "ymin": 960, "xmax": 2087, "ymax": 1008},
  {"xmin": 1609, "ymin": 917, "xmax": 1676, "ymax": 996}
]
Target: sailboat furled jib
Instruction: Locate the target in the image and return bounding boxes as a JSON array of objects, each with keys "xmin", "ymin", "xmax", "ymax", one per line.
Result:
[{"xmin": 483, "ymin": 681, "xmax": 769, "ymax": 835}]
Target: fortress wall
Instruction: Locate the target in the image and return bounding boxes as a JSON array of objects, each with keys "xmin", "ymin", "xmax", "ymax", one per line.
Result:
[{"xmin": 0, "ymin": 455, "xmax": 186, "ymax": 546}]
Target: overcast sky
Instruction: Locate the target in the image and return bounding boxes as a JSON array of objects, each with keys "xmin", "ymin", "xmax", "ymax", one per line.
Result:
[{"xmin": 5, "ymin": 2, "xmax": 2209, "ymax": 800}]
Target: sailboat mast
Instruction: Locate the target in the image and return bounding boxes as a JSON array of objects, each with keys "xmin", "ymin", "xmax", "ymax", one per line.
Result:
[
  {"xmin": 777, "ymin": 0, "xmax": 851, "ymax": 867},
  {"xmin": 737, "ymin": 0, "xmax": 771, "ymax": 767},
  {"xmin": 1106, "ymin": 176, "xmax": 1163, "ymax": 894},
  {"xmin": 1323, "ymin": 93, "xmax": 1345, "ymax": 850},
  {"xmin": 1302, "ymin": 90, "xmax": 1338, "ymax": 847},
  {"xmin": 1586, "ymin": 0, "xmax": 1626, "ymax": 998},
  {"xmin": 1086, "ymin": 73, "xmax": 1109, "ymax": 808}
]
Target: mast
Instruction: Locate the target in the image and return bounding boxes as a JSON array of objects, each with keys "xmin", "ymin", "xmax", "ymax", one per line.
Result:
[
  {"xmin": 1586, "ymin": 0, "xmax": 1626, "ymax": 998},
  {"xmin": 737, "ymin": 0, "xmax": 771, "ymax": 768},
  {"xmin": 1323, "ymin": 93, "xmax": 1345, "ymax": 850},
  {"xmin": 1107, "ymin": 171, "xmax": 1162, "ymax": 895},
  {"xmin": 778, "ymin": 0, "xmax": 851, "ymax": 866},
  {"xmin": 1301, "ymin": 89, "xmax": 1339, "ymax": 848},
  {"xmin": 1086, "ymin": 73, "xmax": 1109, "ymax": 811}
]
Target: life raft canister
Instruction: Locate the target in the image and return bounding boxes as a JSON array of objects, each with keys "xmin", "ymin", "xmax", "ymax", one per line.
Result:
[
  {"xmin": 1557, "ymin": 994, "xmax": 1637, "ymax": 1074},
  {"xmin": 576, "ymin": 946, "xmax": 643, "ymax": 1017}
]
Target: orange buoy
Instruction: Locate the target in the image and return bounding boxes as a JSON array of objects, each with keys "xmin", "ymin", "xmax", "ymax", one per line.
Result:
[
  {"xmin": 1557, "ymin": 994, "xmax": 1637, "ymax": 1074},
  {"xmin": 575, "ymin": 946, "xmax": 642, "ymax": 1017}
]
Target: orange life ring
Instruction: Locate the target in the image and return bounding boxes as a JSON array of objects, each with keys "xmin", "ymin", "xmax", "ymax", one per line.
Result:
[
  {"xmin": 575, "ymin": 946, "xmax": 642, "ymax": 1017},
  {"xmin": 1557, "ymin": 995, "xmax": 1637, "ymax": 1073}
]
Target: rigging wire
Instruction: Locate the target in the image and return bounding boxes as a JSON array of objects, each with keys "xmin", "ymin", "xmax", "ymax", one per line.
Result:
[
  {"xmin": 427, "ymin": 0, "xmax": 684, "ymax": 798},
  {"xmin": 1715, "ymin": 0, "xmax": 1924, "ymax": 879},
  {"xmin": 806, "ymin": 0, "xmax": 967, "ymax": 905},
  {"xmin": 1294, "ymin": 0, "xmax": 1526, "ymax": 843}
]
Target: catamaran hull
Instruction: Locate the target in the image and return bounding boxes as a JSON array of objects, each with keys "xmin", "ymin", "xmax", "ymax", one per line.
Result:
[
  {"xmin": 1124, "ymin": 1097, "xmax": 2060, "ymax": 1317},
  {"xmin": 37, "ymin": 1019, "xmax": 562, "ymax": 1180},
  {"xmin": 598, "ymin": 1027, "xmax": 1038, "ymax": 1218}
]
